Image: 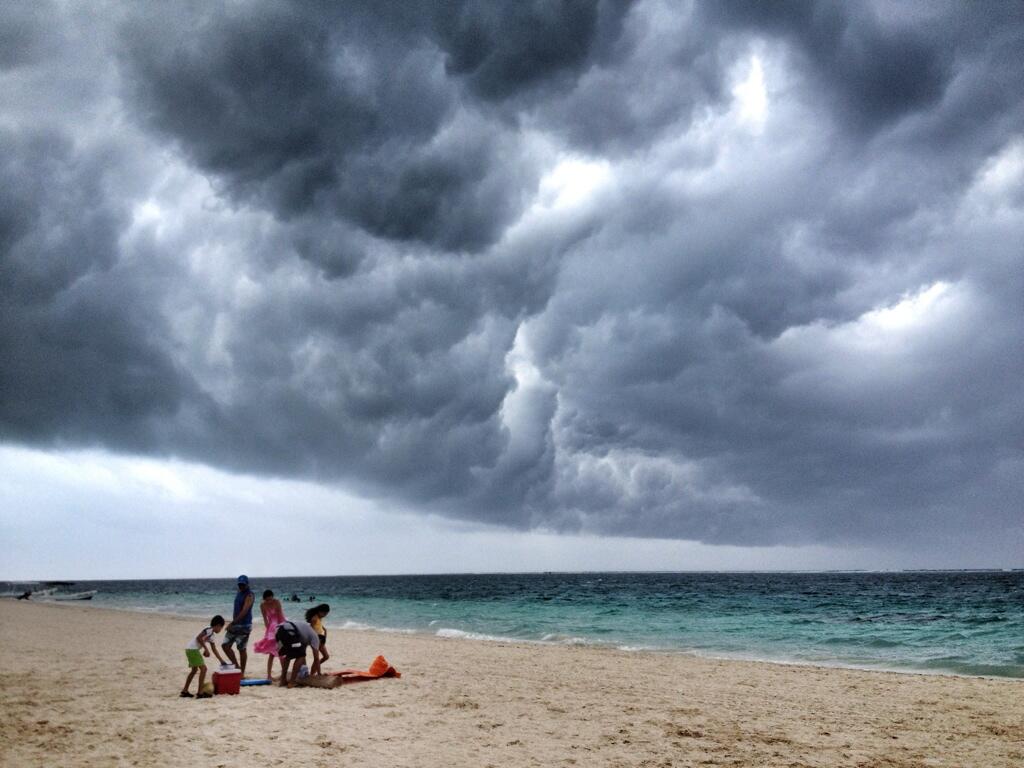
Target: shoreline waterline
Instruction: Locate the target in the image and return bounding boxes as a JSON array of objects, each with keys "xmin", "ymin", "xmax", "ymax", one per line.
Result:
[
  {"xmin": 15, "ymin": 591, "xmax": 1024, "ymax": 683},
  {"xmin": 5, "ymin": 570, "xmax": 1022, "ymax": 680}
]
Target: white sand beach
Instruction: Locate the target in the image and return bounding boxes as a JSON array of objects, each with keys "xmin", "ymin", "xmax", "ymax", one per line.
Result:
[{"xmin": 1, "ymin": 600, "xmax": 1022, "ymax": 767}]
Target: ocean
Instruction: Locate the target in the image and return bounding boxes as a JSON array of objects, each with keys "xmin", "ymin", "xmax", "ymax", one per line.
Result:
[{"xmin": 6, "ymin": 571, "xmax": 1022, "ymax": 678}]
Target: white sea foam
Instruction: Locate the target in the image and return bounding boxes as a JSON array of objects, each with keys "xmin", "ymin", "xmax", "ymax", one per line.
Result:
[
  {"xmin": 435, "ymin": 629, "xmax": 603, "ymax": 647},
  {"xmin": 340, "ymin": 620, "xmax": 375, "ymax": 631},
  {"xmin": 541, "ymin": 633, "xmax": 592, "ymax": 645},
  {"xmin": 336, "ymin": 620, "xmax": 416, "ymax": 634},
  {"xmin": 435, "ymin": 628, "xmax": 527, "ymax": 644}
]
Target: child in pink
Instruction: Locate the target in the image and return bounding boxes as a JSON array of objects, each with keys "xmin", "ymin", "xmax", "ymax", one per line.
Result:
[{"xmin": 253, "ymin": 589, "xmax": 286, "ymax": 680}]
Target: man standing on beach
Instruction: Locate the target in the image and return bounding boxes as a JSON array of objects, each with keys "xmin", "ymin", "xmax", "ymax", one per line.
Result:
[{"xmin": 222, "ymin": 575, "xmax": 254, "ymax": 675}]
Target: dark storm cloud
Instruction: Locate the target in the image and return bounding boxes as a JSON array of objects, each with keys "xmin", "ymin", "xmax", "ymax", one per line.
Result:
[
  {"xmin": 0, "ymin": 2, "xmax": 50, "ymax": 69},
  {"xmin": 0, "ymin": 127, "xmax": 202, "ymax": 450},
  {"xmin": 1, "ymin": 0, "xmax": 1022, "ymax": 559},
  {"xmin": 432, "ymin": 0, "xmax": 629, "ymax": 100},
  {"xmin": 119, "ymin": 0, "xmax": 610, "ymax": 253}
]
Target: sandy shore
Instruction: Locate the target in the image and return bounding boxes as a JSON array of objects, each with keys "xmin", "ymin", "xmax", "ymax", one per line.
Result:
[{"xmin": 1, "ymin": 601, "xmax": 1021, "ymax": 767}]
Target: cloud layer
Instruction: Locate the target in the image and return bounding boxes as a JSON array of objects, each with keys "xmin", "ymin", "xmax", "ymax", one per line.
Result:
[{"xmin": 2, "ymin": 0, "xmax": 1022, "ymax": 557}]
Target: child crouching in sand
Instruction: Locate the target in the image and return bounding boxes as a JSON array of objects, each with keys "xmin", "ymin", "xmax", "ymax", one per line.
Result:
[{"xmin": 182, "ymin": 615, "xmax": 226, "ymax": 698}]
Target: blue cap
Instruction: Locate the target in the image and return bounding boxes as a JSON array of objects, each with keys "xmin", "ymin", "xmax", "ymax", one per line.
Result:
[{"xmin": 237, "ymin": 574, "xmax": 249, "ymax": 585}]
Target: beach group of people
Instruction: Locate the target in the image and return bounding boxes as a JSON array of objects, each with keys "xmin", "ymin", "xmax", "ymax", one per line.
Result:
[{"xmin": 181, "ymin": 575, "xmax": 332, "ymax": 697}]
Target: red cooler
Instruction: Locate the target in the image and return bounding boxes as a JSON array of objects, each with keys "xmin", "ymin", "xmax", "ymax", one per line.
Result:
[{"xmin": 213, "ymin": 669, "xmax": 242, "ymax": 695}]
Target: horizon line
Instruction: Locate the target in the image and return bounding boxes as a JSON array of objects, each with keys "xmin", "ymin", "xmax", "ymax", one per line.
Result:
[{"xmin": 4, "ymin": 567, "xmax": 1023, "ymax": 583}]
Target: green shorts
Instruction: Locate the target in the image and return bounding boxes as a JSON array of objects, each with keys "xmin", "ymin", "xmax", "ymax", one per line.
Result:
[{"xmin": 185, "ymin": 648, "xmax": 205, "ymax": 667}]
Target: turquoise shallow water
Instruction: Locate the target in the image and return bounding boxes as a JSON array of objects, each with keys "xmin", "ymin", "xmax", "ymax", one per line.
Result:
[{"xmin": 6, "ymin": 571, "xmax": 1022, "ymax": 678}]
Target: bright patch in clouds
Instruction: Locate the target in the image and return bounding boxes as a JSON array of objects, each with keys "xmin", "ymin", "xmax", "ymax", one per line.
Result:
[
  {"xmin": 537, "ymin": 155, "xmax": 613, "ymax": 210},
  {"xmin": 732, "ymin": 55, "xmax": 768, "ymax": 129},
  {"xmin": 965, "ymin": 138, "xmax": 1024, "ymax": 215},
  {"xmin": 976, "ymin": 139, "xmax": 1024, "ymax": 196},
  {"xmin": 131, "ymin": 199, "xmax": 163, "ymax": 228},
  {"xmin": 863, "ymin": 281, "xmax": 954, "ymax": 332},
  {"xmin": 776, "ymin": 281, "xmax": 966, "ymax": 363}
]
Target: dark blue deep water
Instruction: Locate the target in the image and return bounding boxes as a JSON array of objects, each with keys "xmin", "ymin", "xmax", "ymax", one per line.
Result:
[{"xmin": 6, "ymin": 571, "xmax": 1022, "ymax": 678}]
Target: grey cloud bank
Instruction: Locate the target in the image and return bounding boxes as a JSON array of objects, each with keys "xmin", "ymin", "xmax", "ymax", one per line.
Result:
[{"xmin": 1, "ymin": 0, "xmax": 1022, "ymax": 562}]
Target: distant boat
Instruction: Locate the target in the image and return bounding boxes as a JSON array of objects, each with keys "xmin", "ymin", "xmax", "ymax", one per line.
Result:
[{"xmin": 44, "ymin": 590, "xmax": 97, "ymax": 601}]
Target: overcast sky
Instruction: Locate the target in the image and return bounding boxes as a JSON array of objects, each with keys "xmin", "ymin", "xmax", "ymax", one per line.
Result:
[{"xmin": 2, "ymin": 1, "xmax": 1022, "ymax": 579}]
